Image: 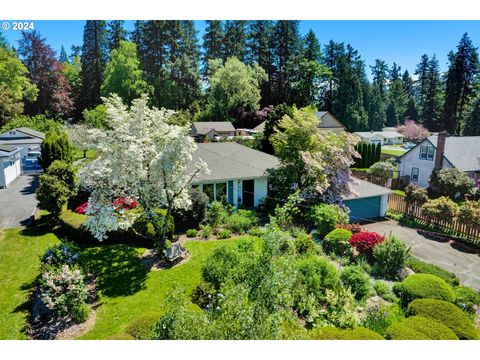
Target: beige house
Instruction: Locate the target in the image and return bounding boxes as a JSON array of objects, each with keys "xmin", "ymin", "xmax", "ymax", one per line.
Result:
[
  {"xmin": 190, "ymin": 122, "xmax": 236, "ymax": 142},
  {"xmin": 316, "ymin": 111, "xmax": 346, "ymax": 133},
  {"xmin": 354, "ymin": 128, "xmax": 404, "ymax": 145}
]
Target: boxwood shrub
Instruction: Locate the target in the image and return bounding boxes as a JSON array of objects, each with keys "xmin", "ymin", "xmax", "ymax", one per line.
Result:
[
  {"xmin": 323, "ymin": 228, "xmax": 353, "ymax": 257},
  {"xmin": 297, "ymin": 256, "xmax": 340, "ymax": 301},
  {"xmin": 385, "ymin": 316, "xmax": 458, "ymax": 340},
  {"xmin": 407, "ymin": 299, "xmax": 479, "ymax": 340},
  {"xmin": 454, "ymin": 286, "xmax": 480, "ymax": 314},
  {"xmin": 405, "ymin": 256, "xmax": 459, "ymax": 287},
  {"xmin": 340, "ymin": 266, "xmax": 372, "ymax": 301},
  {"xmin": 310, "ymin": 326, "xmax": 383, "ymax": 340},
  {"xmin": 392, "ymin": 274, "xmax": 455, "ymax": 305}
]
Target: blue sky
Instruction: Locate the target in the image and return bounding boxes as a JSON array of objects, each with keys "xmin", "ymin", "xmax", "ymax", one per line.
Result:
[{"xmin": 2, "ymin": 20, "xmax": 480, "ymax": 77}]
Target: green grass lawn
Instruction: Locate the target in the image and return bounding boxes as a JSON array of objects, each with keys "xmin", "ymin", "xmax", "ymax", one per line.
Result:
[
  {"xmin": 73, "ymin": 149, "xmax": 96, "ymax": 162},
  {"xmin": 381, "ymin": 148, "xmax": 405, "ymax": 157},
  {"xmin": 0, "ymin": 222, "xmax": 259, "ymax": 339}
]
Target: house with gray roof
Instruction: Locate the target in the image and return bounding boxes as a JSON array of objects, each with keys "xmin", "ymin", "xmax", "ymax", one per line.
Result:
[
  {"xmin": 354, "ymin": 127, "xmax": 404, "ymax": 145},
  {"xmin": 397, "ymin": 133, "xmax": 480, "ymax": 188},
  {"xmin": 0, "ymin": 144, "xmax": 22, "ymax": 188},
  {"xmin": 187, "ymin": 142, "xmax": 280, "ymax": 207},
  {"xmin": 316, "ymin": 111, "xmax": 346, "ymax": 133},
  {"xmin": 190, "ymin": 122, "xmax": 236, "ymax": 142},
  {"xmin": 0, "ymin": 127, "xmax": 45, "ymax": 158}
]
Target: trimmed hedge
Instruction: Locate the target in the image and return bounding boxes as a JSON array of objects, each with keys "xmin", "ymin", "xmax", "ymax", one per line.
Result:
[
  {"xmin": 406, "ymin": 256, "xmax": 459, "ymax": 287},
  {"xmin": 385, "ymin": 316, "xmax": 458, "ymax": 340},
  {"xmin": 323, "ymin": 228, "xmax": 353, "ymax": 257},
  {"xmin": 310, "ymin": 326, "xmax": 384, "ymax": 340},
  {"xmin": 392, "ymin": 274, "xmax": 455, "ymax": 305},
  {"xmin": 407, "ymin": 299, "xmax": 479, "ymax": 340}
]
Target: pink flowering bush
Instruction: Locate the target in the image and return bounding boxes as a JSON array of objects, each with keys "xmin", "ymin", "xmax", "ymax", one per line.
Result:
[
  {"xmin": 74, "ymin": 201, "xmax": 88, "ymax": 214},
  {"xmin": 75, "ymin": 196, "xmax": 138, "ymax": 215},
  {"xmin": 397, "ymin": 120, "xmax": 430, "ymax": 143},
  {"xmin": 40, "ymin": 264, "xmax": 90, "ymax": 323},
  {"xmin": 349, "ymin": 231, "xmax": 385, "ymax": 258}
]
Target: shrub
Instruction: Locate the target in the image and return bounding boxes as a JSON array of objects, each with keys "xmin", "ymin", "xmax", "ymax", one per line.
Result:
[
  {"xmin": 308, "ymin": 204, "xmax": 349, "ymax": 238},
  {"xmin": 349, "ymin": 231, "xmax": 384, "ymax": 258},
  {"xmin": 41, "ymin": 242, "xmax": 81, "ymax": 266},
  {"xmin": 421, "ymin": 196, "xmax": 459, "ymax": 224},
  {"xmin": 47, "ymin": 160, "xmax": 77, "ymax": 194},
  {"xmin": 407, "ymin": 299, "xmax": 479, "ymax": 340},
  {"xmin": 336, "ymin": 223, "xmax": 363, "ymax": 234},
  {"xmin": 186, "ymin": 229, "xmax": 198, "ymax": 238},
  {"xmin": 40, "ymin": 131, "xmax": 73, "ymax": 170},
  {"xmin": 392, "ymin": 274, "xmax": 455, "ymax": 305},
  {"xmin": 36, "ymin": 174, "xmax": 71, "ymax": 218},
  {"xmin": 309, "ymin": 326, "xmax": 383, "ymax": 340},
  {"xmin": 200, "ymin": 224, "xmax": 212, "ymax": 239},
  {"xmin": 191, "ymin": 280, "xmax": 216, "ymax": 309},
  {"xmin": 174, "ymin": 188, "xmax": 209, "ymax": 230},
  {"xmin": 405, "ymin": 257, "xmax": 459, "ymax": 287},
  {"xmin": 83, "ymin": 104, "xmax": 108, "ymax": 129},
  {"xmin": 248, "ymin": 227, "xmax": 265, "ymax": 237},
  {"xmin": 294, "ymin": 232, "xmax": 317, "ymax": 255},
  {"xmin": 0, "ymin": 115, "xmax": 61, "ymax": 135},
  {"xmin": 368, "ymin": 161, "xmax": 396, "ymax": 179},
  {"xmin": 428, "ymin": 167, "xmax": 475, "ymax": 201},
  {"xmin": 39, "ymin": 264, "xmax": 89, "ymax": 323},
  {"xmin": 75, "ymin": 201, "xmax": 88, "ymax": 215},
  {"xmin": 205, "ymin": 201, "xmax": 229, "ymax": 227},
  {"xmin": 202, "ymin": 246, "xmax": 241, "ymax": 289},
  {"xmin": 225, "ymin": 210, "xmax": 257, "ymax": 234},
  {"xmin": 372, "ymin": 235, "xmax": 410, "ymax": 279},
  {"xmin": 374, "ymin": 280, "xmax": 397, "ymax": 302},
  {"xmin": 361, "ymin": 303, "xmax": 404, "ymax": 336},
  {"xmin": 404, "ymin": 184, "xmax": 428, "ymax": 209},
  {"xmin": 453, "ymin": 286, "xmax": 480, "ymax": 314},
  {"xmin": 457, "ymin": 200, "xmax": 480, "ymax": 227},
  {"xmin": 385, "ymin": 316, "xmax": 458, "ymax": 340},
  {"xmin": 217, "ymin": 229, "xmax": 232, "ymax": 239},
  {"xmin": 340, "ymin": 266, "xmax": 372, "ymax": 301},
  {"xmin": 297, "ymin": 256, "xmax": 340, "ymax": 301},
  {"xmin": 132, "ymin": 208, "xmax": 174, "ymax": 241},
  {"xmin": 125, "ymin": 315, "xmax": 158, "ymax": 340},
  {"xmin": 323, "ymin": 228, "xmax": 353, "ymax": 257}
]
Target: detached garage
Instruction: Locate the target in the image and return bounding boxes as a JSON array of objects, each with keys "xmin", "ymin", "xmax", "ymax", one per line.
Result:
[
  {"xmin": 343, "ymin": 178, "xmax": 393, "ymax": 222},
  {"xmin": 0, "ymin": 145, "xmax": 22, "ymax": 188}
]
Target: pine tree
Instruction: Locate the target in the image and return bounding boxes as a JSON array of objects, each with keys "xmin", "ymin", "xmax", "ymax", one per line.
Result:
[
  {"xmin": 59, "ymin": 45, "xmax": 68, "ymax": 63},
  {"xmin": 463, "ymin": 96, "xmax": 480, "ymax": 135},
  {"xmin": 69, "ymin": 45, "xmax": 81, "ymax": 62},
  {"xmin": 223, "ymin": 21, "xmax": 248, "ymax": 62},
  {"xmin": 202, "ymin": 21, "xmax": 224, "ymax": 75},
  {"xmin": 402, "ymin": 70, "xmax": 414, "ymax": 97},
  {"xmin": 80, "ymin": 20, "xmax": 109, "ymax": 110},
  {"xmin": 368, "ymin": 59, "xmax": 389, "ymax": 130},
  {"xmin": 404, "ymin": 96, "xmax": 419, "ymax": 121},
  {"xmin": 107, "ymin": 20, "xmax": 127, "ymax": 51},
  {"xmin": 443, "ymin": 33, "xmax": 480, "ymax": 134},
  {"xmin": 321, "ymin": 40, "xmax": 343, "ymax": 112},
  {"xmin": 423, "ymin": 55, "xmax": 443, "ymax": 131},
  {"xmin": 386, "ymin": 62, "xmax": 407, "ymax": 126},
  {"xmin": 303, "ymin": 29, "xmax": 321, "ymax": 62},
  {"xmin": 414, "ymin": 54, "xmax": 429, "ymax": 113}
]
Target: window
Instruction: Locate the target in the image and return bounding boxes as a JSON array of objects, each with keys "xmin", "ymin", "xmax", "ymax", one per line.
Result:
[
  {"xmin": 419, "ymin": 146, "xmax": 435, "ymax": 160},
  {"xmin": 411, "ymin": 167, "xmax": 419, "ymax": 181},
  {"xmin": 216, "ymin": 182, "xmax": 227, "ymax": 203},
  {"xmin": 203, "ymin": 184, "xmax": 214, "ymax": 202}
]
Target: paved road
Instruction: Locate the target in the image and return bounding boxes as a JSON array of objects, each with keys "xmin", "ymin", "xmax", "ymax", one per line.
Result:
[
  {"xmin": 0, "ymin": 175, "xmax": 38, "ymax": 229},
  {"xmin": 364, "ymin": 220, "xmax": 480, "ymax": 291}
]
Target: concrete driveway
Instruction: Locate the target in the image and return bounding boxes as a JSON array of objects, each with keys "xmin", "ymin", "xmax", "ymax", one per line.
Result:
[
  {"xmin": 0, "ymin": 175, "xmax": 39, "ymax": 229},
  {"xmin": 364, "ymin": 220, "xmax": 480, "ymax": 291}
]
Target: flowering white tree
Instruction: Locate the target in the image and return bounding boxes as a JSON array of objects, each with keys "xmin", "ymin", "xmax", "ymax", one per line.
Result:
[
  {"xmin": 79, "ymin": 95, "xmax": 208, "ymax": 250},
  {"xmin": 65, "ymin": 123, "xmax": 93, "ymax": 159}
]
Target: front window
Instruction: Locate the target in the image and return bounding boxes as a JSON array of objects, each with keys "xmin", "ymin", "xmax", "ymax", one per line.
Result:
[
  {"xmin": 411, "ymin": 167, "xmax": 419, "ymax": 181},
  {"xmin": 203, "ymin": 184, "xmax": 214, "ymax": 202},
  {"xmin": 419, "ymin": 146, "xmax": 434, "ymax": 160},
  {"xmin": 216, "ymin": 182, "xmax": 227, "ymax": 203}
]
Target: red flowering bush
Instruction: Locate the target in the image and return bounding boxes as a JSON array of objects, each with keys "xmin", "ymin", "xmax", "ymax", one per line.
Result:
[
  {"xmin": 113, "ymin": 197, "xmax": 139, "ymax": 211},
  {"xmin": 349, "ymin": 231, "xmax": 385, "ymax": 257},
  {"xmin": 336, "ymin": 223, "xmax": 363, "ymax": 234},
  {"xmin": 75, "ymin": 202, "xmax": 88, "ymax": 214}
]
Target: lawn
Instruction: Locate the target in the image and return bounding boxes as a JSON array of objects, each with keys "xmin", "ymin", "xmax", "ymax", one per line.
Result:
[
  {"xmin": 73, "ymin": 149, "xmax": 96, "ymax": 162},
  {"xmin": 0, "ymin": 222, "xmax": 260, "ymax": 339},
  {"xmin": 381, "ymin": 147, "xmax": 405, "ymax": 157}
]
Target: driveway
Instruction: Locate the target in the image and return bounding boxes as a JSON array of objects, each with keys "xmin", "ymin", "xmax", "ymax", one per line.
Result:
[
  {"xmin": 0, "ymin": 175, "xmax": 39, "ymax": 229},
  {"xmin": 364, "ymin": 220, "xmax": 480, "ymax": 291}
]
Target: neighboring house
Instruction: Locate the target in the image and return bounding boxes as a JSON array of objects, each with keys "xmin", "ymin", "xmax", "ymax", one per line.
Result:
[
  {"xmin": 316, "ymin": 111, "xmax": 346, "ymax": 133},
  {"xmin": 252, "ymin": 121, "xmax": 266, "ymax": 133},
  {"xmin": 397, "ymin": 132, "xmax": 480, "ymax": 188},
  {"xmin": 354, "ymin": 128, "xmax": 404, "ymax": 145},
  {"xmin": 0, "ymin": 127, "xmax": 45, "ymax": 158},
  {"xmin": 343, "ymin": 177, "xmax": 393, "ymax": 221},
  {"xmin": 0, "ymin": 145, "xmax": 22, "ymax": 188},
  {"xmin": 187, "ymin": 142, "xmax": 280, "ymax": 208},
  {"xmin": 190, "ymin": 122, "xmax": 236, "ymax": 142}
]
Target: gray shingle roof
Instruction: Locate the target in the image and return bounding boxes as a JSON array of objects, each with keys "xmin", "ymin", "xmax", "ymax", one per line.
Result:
[
  {"xmin": 192, "ymin": 122, "xmax": 235, "ymax": 135},
  {"xmin": 188, "ymin": 142, "xmax": 280, "ymax": 183},
  {"xmin": 15, "ymin": 127, "xmax": 45, "ymax": 139},
  {"xmin": 428, "ymin": 135, "xmax": 480, "ymax": 171},
  {"xmin": 0, "ymin": 145, "xmax": 21, "ymax": 158},
  {"xmin": 316, "ymin": 111, "xmax": 346, "ymax": 129},
  {"xmin": 253, "ymin": 121, "xmax": 266, "ymax": 132},
  {"xmin": 343, "ymin": 177, "xmax": 393, "ymax": 200},
  {"xmin": 355, "ymin": 131, "xmax": 404, "ymax": 139}
]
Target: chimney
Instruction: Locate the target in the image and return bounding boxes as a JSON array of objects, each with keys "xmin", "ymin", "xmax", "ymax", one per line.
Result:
[{"xmin": 434, "ymin": 131, "xmax": 448, "ymax": 170}]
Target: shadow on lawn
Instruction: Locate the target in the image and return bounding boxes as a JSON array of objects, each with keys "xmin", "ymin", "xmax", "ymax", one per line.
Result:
[{"xmin": 82, "ymin": 245, "xmax": 148, "ymax": 298}]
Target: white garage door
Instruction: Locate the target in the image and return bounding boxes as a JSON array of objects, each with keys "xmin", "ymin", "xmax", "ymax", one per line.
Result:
[{"xmin": 3, "ymin": 159, "xmax": 20, "ymax": 186}]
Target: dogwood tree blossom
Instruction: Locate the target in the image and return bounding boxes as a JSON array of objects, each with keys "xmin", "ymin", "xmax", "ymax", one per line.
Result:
[
  {"xmin": 79, "ymin": 94, "xmax": 208, "ymax": 249},
  {"xmin": 65, "ymin": 123, "xmax": 93, "ymax": 159}
]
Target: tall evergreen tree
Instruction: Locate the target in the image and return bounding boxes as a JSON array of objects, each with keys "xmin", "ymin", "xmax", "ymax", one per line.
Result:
[
  {"xmin": 368, "ymin": 59, "xmax": 389, "ymax": 130},
  {"xmin": 107, "ymin": 20, "xmax": 128, "ymax": 51},
  {"xmin": 69, "ymin": 45, "xmax": 81, "ymax": 62},
  {"xmin": 80, "ymin": 20, "xmax": 109, "ymax": 110},
  {"xmin": 464, "ymin": 96, "xmax": 480, "ymax": 136},
  {"xmin": 59, "ymin": 45, "xmax": 68, "ymax": 63},
  {"xmin": 402, "ymin": 70, "xmax": 414, "ymax": 97},
  {"xmin": 404, "ymin": 96, "xmax": 419, "ymax": 121},
  {"xmin": 422, "ymin": 55, "xmax": 443, "ymax": 131},
  {"xmin": 303, "ymin": 29, "xmax": 321, "ymax": 62},
  {"xmin": 443, "ymin": 33, "xmax": 479, "ymax": 134},
  {"xmin": 202, "ymin": 21, "xmax": 224, "ymax": 76},
  {"xmin": 223, "ymin": 21, "xmax": 248, "ymax": 62},
  {"xmin": 321, "ymin": 40, "xmax": 343, "ymax": 111},
  {"xmin": 414, "ymin": 54, "xmax": 430, "ymax": 114},
  {"xmin": 402, "ymin": 70, "xmax": 418, "ymax": 121},
  {"xmin": 386, "ymin": 62, "xmax": 407, "ymax": 126}
]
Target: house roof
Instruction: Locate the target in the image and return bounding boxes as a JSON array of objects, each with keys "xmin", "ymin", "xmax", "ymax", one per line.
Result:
[
  {"xmin": 188, "ymin": 142, "xmax": 280, "ymax": 183},
  {"xmin": 0, "ymin": 138, "xmax": 43, "ymax": 146},
  {"xmin": 0, "ymin": 145, "xmax": 21, "ymax": 158},
  {"xmin": 355, "ymin": 131, "xmax": 404, "ymax": 139},
  {"xmin": 428, "ymin": 135, "xmax": 480, "ymax": 172},
  {"xmin": 253, "ymin": 121, "xmax": 266, "ymax": 132},
  {"xmin": 193, "ymin": 122, "xmax": 235, "ymax": 135},
  {"xmin": 343, "ymin": 177, "xmax": 393, "ymax": 201},
  {"xmin": 316, "ymin": 111, "xmax": 346, "ymax": 129}
]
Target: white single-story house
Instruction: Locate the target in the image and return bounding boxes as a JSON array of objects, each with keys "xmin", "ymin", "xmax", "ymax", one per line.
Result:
[
  {"xmin": 397, "ymin": 133, "xmax": 480, "ymax": 188},
  {"xmin": 0, "ymin": 127, "xmax": 45, "ymax": 158},
  {"xmin": 316, "ymin": 111, "xmax": 346, "ymax": 133},
  {"xmin": 187, "ymin": 142, "xmax": 280, "ymax": 208},
  {"xmin": 0, "ymin": 145, "xmax": 22, "ymax": 188},
  {"xmin": 190, "ymin": 122, "xmax": 236, "ymax": 142},
  {"xmin": 354, "ymin": 128, "xmax": 404, "ymax": 145},
  {"xmin": 343, "ymin": 177, "xmax": 393, "ymax": 221},
  {"xmin": 252, "ymin": 121, "xmax": 266, "ymax": 133}
]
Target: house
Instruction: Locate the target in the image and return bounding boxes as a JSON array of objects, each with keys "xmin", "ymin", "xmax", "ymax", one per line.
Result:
[
  {"xmin": 0, "ymin": 145, "xmax": 22, "ymax": 188},
  {"xmin": 354, "ymin": 128, "xmax": 404, "ymax": 145},
  {"xmin": 396, "ymin": 132, "xmax": 480, "ymax": 188},
  {"xmin": 0, "ymin": 127, "xmax": 45, "ymax": 158},
  {"xmin": 190, "ymin": 122, "xmax": 236, "ymax": 142},
  {"xmin": 316, "ymin": 111, "xmax": 346, "ymax": 133},
  {"xmin": 187, "ymin": 142, "xmax": 280, "ymax": 208},
  {"xmin": 343, "ymin": 177, "xmax": 393, "ymax": 221},
  {"xmin": 252, "ymin": 121, "xmax": 266, "ymax": 133}
]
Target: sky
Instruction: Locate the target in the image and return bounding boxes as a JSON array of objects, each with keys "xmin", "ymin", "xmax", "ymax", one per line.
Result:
[{"xmin": 2, "ymin": 20, "xmax": 480, "ymax": 77}]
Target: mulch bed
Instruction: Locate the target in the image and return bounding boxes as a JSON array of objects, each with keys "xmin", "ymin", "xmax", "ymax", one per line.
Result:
[{"xmin": 28, "ymin": 274, "xmax": 98, "ymax": 340}]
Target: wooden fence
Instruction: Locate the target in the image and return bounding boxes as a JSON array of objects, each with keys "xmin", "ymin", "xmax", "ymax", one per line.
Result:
[{"xmin": 388, "ymin": 193, "xmax": 480, "ymax": 243}]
